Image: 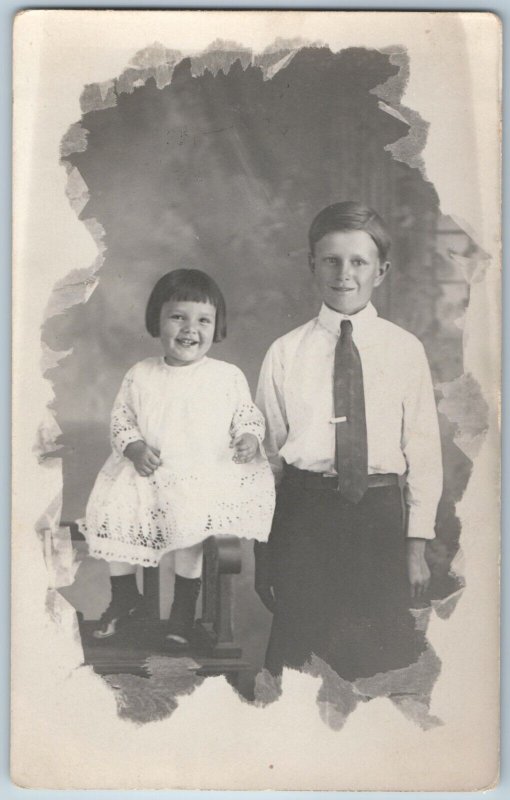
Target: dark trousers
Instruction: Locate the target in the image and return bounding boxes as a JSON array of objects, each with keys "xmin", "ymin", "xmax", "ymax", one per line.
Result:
[{"xmin": 265, "ymin": 469, "xmax": 426, "ymax": 681}]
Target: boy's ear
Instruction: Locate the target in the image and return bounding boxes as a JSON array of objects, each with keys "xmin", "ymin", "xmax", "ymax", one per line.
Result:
[
  {"xmin": 308, "ymin": 252, "xmax": 315, "ymax": 273},
  {"xmin": 374, "ymin": 260, "xmax": 391, "ymax": 287}
]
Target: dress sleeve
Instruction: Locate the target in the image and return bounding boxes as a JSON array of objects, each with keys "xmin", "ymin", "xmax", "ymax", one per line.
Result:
[
  {"xmin": 255, "ymin": 341, "xmax": 288, "ymax": 481},
  {"xmin": 229, "ymin": 367, "xmax": 266, "ymax": 447},
  {"xmin": 401, "ymin": 342, "xmax": 443, "ymax": 540},
  {"xmin": 110, "ymin": 367, "xmax": 144, "ymax": 456}
]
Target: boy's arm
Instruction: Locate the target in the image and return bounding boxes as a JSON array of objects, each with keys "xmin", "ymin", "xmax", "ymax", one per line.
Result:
[
  {"xmin": 253, "ymin": 344, "xmax": 289, "ymax": 614},
  {"xmin": 401, "ymin": 343, "xmax": 443, "ymax": 598},
  {"xmin": 401, "ymin": 342, "xmax": 443, "ymax": 541},
  {"xmin": 255, "ymin": 342, "xmax": 289, "ymax": 484}
]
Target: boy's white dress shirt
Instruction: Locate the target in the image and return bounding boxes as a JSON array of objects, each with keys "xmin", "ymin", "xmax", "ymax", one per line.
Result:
[{"xmin": 256, "ymin": 302, "xmax": 443, "ymax": 540}]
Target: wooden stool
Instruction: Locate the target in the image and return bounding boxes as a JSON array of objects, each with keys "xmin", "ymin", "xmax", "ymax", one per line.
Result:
[{"xmin": 55, "ymin": 523, "xmax": 249, "ymax": 685}]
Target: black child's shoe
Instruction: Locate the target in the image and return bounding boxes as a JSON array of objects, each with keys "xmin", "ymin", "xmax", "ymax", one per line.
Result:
[
  {"xmin": 165, "ymin": 575, "xmax": 201, "ymax": 647},
  {"xmin": 92, "ymin": 594, "xmax": 144, "ymax": 639},
  {"xmin": 93, "ymin": 573, "xmax": 144, "ymax": 640}
]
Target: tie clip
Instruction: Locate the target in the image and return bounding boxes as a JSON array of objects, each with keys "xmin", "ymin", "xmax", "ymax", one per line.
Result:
[{"xmin": 330, "ymin": 416, "xmax": 347, "ymax": 424}]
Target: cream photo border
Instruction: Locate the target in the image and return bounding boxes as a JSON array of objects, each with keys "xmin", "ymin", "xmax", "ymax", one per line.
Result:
[{"xmin": 12, "ymin": 10, "xmax": 501, "ymax": 791}]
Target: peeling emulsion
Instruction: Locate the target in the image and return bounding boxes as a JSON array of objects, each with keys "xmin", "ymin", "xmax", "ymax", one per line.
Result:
[
  {"xmin": 39, "ymin": 39, "xmax": 491, "ymax": 728},
  {"xmin": 437, "ymin": 373, "xmax": 490, "ymax": 461},
  {"xmin": 104, "ymin": 656, "xmax": 205, "ymax": 725},
  {"xmin": 371, "ymin": 48, "xmax": 430, "ymax": 171}
]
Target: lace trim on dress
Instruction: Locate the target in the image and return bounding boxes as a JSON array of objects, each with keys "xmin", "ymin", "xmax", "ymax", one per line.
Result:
[
  {"xmin": 81, "ymin": 459, "xmax": 275, "ymax": 566},
  {"xmin": 230, "ymin": 401, "xmax": 266, "ymax": 444}
]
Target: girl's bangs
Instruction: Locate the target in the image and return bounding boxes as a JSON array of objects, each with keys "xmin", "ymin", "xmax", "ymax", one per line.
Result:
[{"xmin": 170, "ymin": 286, "xmax": 217, "ymax": 308}]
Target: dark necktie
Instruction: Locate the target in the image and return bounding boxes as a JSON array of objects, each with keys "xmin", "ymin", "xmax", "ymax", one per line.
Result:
[{"xmin": 333, "ymin": 319, "xmax": 368, "ymax": 503}]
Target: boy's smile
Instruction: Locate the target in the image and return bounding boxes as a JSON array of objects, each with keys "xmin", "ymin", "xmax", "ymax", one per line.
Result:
[
  {"xmin": 159, "ymin": 299, "xmax": 216, "ymax": 366},
  {"xmin": 310, "ymin": 230, "xmax": 390, "ymax": 315}
]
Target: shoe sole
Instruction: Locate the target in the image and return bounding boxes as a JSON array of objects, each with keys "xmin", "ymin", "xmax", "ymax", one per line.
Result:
[{"xmin": 92, "ymin": 605, "xmax": 140, "ymax": 640}]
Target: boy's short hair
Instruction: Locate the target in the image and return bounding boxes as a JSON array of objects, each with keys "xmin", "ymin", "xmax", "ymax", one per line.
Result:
[
  {"xmin": 308, "ymin": 201, "xmax": 391, "ymax": 261},
  {"xmin": 145, "ymin": 268, "xmax": 227, "ymax": 342}
]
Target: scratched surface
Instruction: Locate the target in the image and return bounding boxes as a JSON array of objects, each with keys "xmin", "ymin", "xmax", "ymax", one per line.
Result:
[{"xmin": 43, "ymin": 42, "xmax": 489, "ymax": 725}]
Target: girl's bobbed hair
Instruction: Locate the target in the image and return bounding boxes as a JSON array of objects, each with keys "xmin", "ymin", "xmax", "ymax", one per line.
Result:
[
  {"xmin": 308, "ymin": 201, "xmax": 391, "ymax": 262},
  {"xmin": 145, "ymin": 269, "xmax": 227, "ymax": 342}
]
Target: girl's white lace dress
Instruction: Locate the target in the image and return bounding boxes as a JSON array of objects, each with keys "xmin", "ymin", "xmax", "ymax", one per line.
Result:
[{"xmin": 80, "ymin": 357, "xmax": 276, "ymax": 566}]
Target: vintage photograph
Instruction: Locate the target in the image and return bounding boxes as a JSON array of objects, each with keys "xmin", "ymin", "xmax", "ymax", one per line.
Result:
[{"xmin": 12, "ymin": 10, "xmax": 501, "ymax": 790}]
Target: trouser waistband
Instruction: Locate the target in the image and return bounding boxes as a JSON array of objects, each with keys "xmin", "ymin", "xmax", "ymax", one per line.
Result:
[{"xmin": 282, "ymin": 463, "xmax": 399, "ymax": 490}]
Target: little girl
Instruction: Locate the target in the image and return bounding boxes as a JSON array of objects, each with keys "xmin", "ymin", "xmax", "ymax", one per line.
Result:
[{"xmin": 80, "ymin": 268, "xmax": 275, "ymax": 645}]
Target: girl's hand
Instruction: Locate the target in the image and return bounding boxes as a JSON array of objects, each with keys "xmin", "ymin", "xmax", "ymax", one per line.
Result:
[
  {"xmin": 231, "ymin": 433, "xmax": 259, "ymax": 464},
  {"xmin": 406, "ymin": 538, "xmax": 431, "ymax": 599},
  {"xmin": 124, "ymin": 440, "xmax": 162, "ymax": 477}
]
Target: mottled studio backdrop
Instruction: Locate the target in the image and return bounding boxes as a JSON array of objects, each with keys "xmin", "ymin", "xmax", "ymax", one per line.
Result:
[{"xmin": 43, "ymin": 43, "xmax": 486, "ymax": 682}]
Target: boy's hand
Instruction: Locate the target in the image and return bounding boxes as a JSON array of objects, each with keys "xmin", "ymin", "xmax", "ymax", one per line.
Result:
[
  {"xmin": 232, "ymin": 433, "xmax": 259, "ymax": 464},
  {"xmin": 124, "ymin": 440, "xmax": 162, "ymax": 477},
  {"xmin": 406, "ymin": 538, "xmax": 431, "ymax": 599}
]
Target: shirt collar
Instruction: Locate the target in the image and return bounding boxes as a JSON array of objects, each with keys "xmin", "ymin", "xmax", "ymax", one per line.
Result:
[{"xmin": 318, "ymin": 301, "xmax": 378, "ymax": 337}]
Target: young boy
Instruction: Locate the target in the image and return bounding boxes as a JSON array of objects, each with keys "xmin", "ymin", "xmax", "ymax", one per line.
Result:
[{"xmin": 255, "ymin": 201, "xmax": 443, "ymax": 681}]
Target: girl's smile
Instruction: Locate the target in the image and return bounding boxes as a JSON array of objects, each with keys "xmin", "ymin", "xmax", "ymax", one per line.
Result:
[{"xmin": 159, "ymin": 299, "xmax": 216, "ymax": 366}]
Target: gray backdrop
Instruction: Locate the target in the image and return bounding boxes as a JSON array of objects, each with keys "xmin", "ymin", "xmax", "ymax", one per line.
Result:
[{"xmin": 45, "ymin": 45, "xmax": 479, "ymax": 685}]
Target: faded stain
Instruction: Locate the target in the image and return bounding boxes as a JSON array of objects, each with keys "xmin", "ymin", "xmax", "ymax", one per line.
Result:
[{"xmin": 437, "ymin": 373, "xmax": 489, "ymax": 461}]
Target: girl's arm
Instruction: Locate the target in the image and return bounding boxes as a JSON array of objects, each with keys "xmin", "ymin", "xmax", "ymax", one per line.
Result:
[
  {"xmin": 110, "ymin": 368, "xmax": 145, "ymax": 456},
  {"xmin": 229, "ymin": 368, "xmax": 266, "ymax": 455},
  {"xmin": 110, "ymin": 366, "xmax": 162, "ymax": 476}
]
